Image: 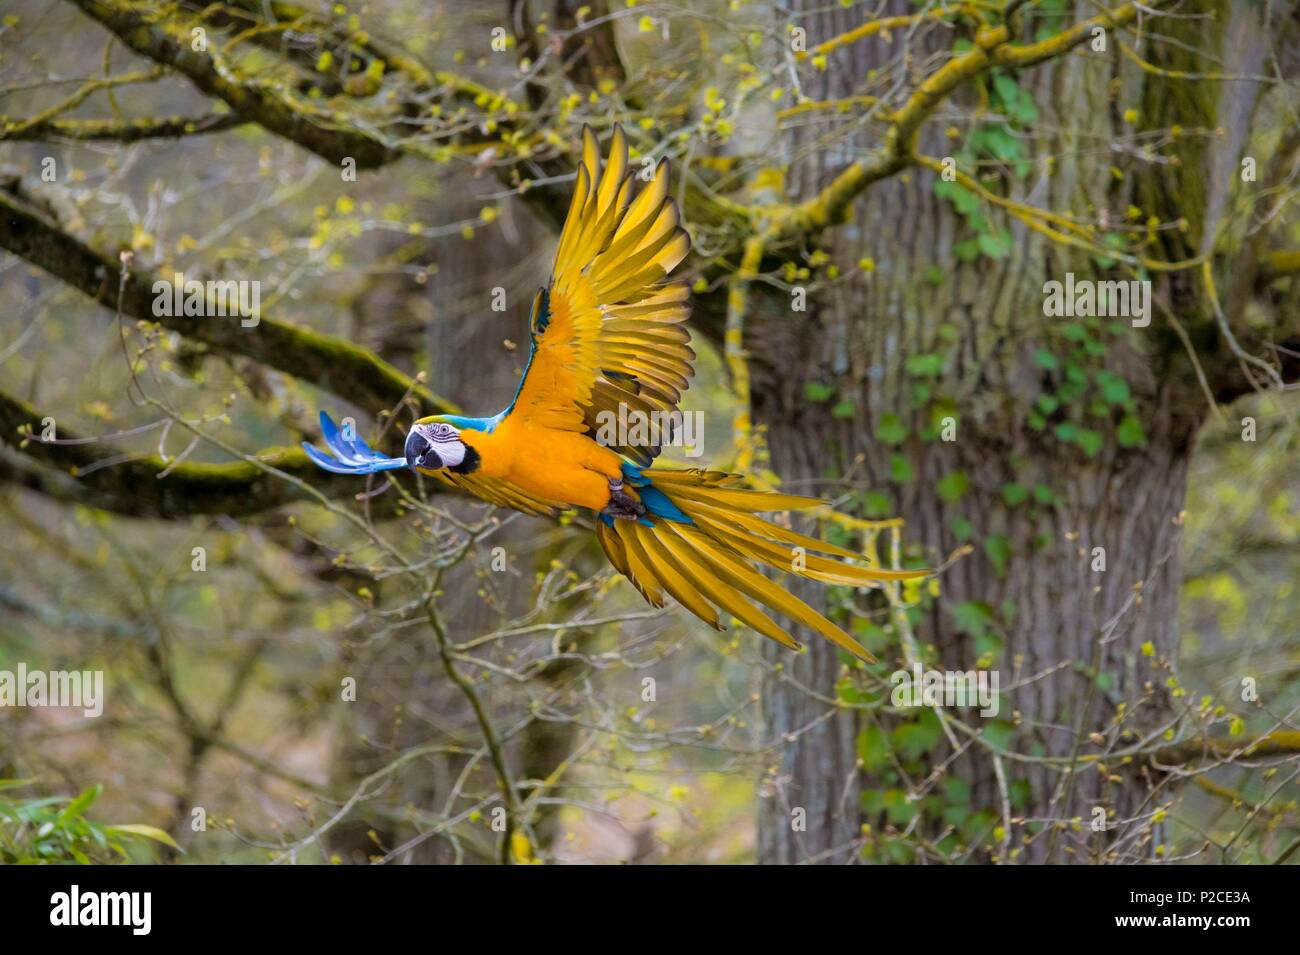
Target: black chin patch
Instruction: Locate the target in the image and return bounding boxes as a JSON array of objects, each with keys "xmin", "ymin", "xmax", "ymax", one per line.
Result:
[{"xmin": 449, "ymin": 444, "xmax": 480, "ymax": 475}]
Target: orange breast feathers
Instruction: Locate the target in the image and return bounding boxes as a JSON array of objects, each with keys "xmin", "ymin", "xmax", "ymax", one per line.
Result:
[{"xmin": 453, "ymin": 419, "xmax": 625, "ymax": 512}]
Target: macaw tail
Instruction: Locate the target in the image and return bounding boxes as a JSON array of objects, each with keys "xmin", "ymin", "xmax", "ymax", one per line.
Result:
[{"xmin": 595, "ymin": 464, "xmax": 927, "ymax": 662}]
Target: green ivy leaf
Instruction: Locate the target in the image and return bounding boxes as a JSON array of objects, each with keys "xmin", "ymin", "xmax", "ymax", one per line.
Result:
[
  {"xmin": 863, "ymin": 490, "xmax": 893, "ymax": 518},
  {"xmin": 1001, "ymin": 482, "xmax": 1029, "ymax": 506},
  {"xmin": 876, "ymin": 413, "xmax": 908, "ymax": 444},
  {"xmin": 1077, "ymin": 428, "xmax": 1103, "ymax": 457},
  {"xmin": 803, "ymin": 381, "xmax": 834, "ymax": 402},
  {"xmin": 882, "ymin": 788, "xmax": 918, "ymax": 825},
  {"xmin": 936, "ymin": 470, "xmax": 970, "ymax": 503},
  {"xmin": 1116, "ymin": 413, "xmax": 1147, "ymax": 447},
  {"xmin": 1096, "ymin": 372, "xmax": 1130, "ymax": 405},
  {"xmin": 983, "ymin": 535, "xmax": 1011, "ymax": 575},
  {"xmin": 977, "ymin": 228, "xmax": 1013, "ymax": 260},
  {"xmin": 857, "ymin": 726, "xmax": 890, "ymax": 772},
  {"xmin": 889, "ymin": 453, "xmax": 914, "ymax": 483},
  {"xmin": 894, "ymin": 713, "xmax": 944, "ymax": 761},
  {"xmin": 952, "ymin": 600, "xmax": 995, "ymax": 638},
  {"xmin": 1033, "ymin": 349, "xmax": 1059, "ymax": 371},
  {"xmin": 905, "ymin": 353, "xmax": 944, "ymax": 378},
  {"xmin": 982, "ymin": 720, "xmax": 1017, "ymax": 750}
]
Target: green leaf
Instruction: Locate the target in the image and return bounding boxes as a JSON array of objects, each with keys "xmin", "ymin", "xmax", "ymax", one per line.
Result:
[
  {"xmin": 1033, "ymin": 349, "xmax": 1059, "ymax": 371},
  {"xmin": 950, "ymin": 516, "xmax": 973, "ymax": 540},
  {"xmin": 831, "ymin": 399, "xmax": 856, "ymax": 419},
  {"xmin": 857, "ymin": 726, "xmax": 890, "ymax": 772},
  {"xmin": 992, "ymin": 73, "xmax": 1019, "ymax": 107},
  {"xmin": 983, "ymin": 535, "xmax": 1011, "ymax": 575},
  {"xmin": 942, "ymin": 777, "xmax": 972, "ymax": 806},
  {"xmin": 803, "ymin": 381, "xmax": 834, "ymax": 402},
  {"xmin": 863, "ymin": 490, "xmax": 893, "ymax": 518},
  {"xmin": 1076, "ymin": 428, "xmax": 1103, "ymax": 457},
  {"xmin": 1116, "ymin": 413, "xmax": 1146, "ymax": 447},
  {"xmin": 977, "ymin": 228, "xmax": 1013, "ymax": 260},
  {"xmin": 893, "ymin": 714, "xmax": 943, "ymax": 761},
  {"xmin": 949, "ymin": 183, "xmax": 980, "ymax": 215},
  {"xmin": 1033, "ymin": 483, "xmax": 1055, "ymax": 505},
  {"xmin": 58, "ymin": 784, "xmax": 101, "ymax": 824},
  {"xmin": 952, "ymin": 600, "xmax": 995, "ymax": 638},
  {"xmin": 882, "ymin": 788, "xmax": 918, "ymax": 825},
  {"xmin": 107, "ymin": 824, "xmax": 182, "ymax": 851},
  {"xmin": 973, "ymin": 123, "xmax": 1022, "ymax": 162},
  {"xmin": 889, "ymin": 453, "xmax": 914, "ymax": 483},
  {"xmin": 1001, "ymin": 482, "xmax": 1028, "ymax": 506},
  {"xmin": 936, "ymin": 470, "xmax": 970, "ymax": 503},
  {"xmin": 876, "ymin": 413, "xmax": 908, "ymax": 445},
  {"xmin": 1096, "ymin": 372, "xmax": 1130, "ymax": 404},
  {"xmin": 993, "ymin": 75, "xmax": 1039, "ymax": 124},
  {"xmin": 982, "ymin": 720, "xmax": 1017, "ymax": 750},
  {"xmin": 905, "ymin": 353, "xmax": 943, "ymax": 378}
]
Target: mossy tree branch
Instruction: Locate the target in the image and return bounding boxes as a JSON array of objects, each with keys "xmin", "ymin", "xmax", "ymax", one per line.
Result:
[
  {"xmin": 65, "ymin": 0, "xmax": 400, "ymax": 169},
  {"xmin": 0, "ymin": 390, "xmax": 427, "ymax": 518},
  {"xmin": 0, "ymin": 112, "xmax": 247, "ymax": 142},
  {"xmin": 0, "ymin": 178, "xmax": 453, "ymax": 418},
  {"xmin": 773, "ymin": 1, "xmax": 1159, "ymax": 241},
  {"xmin": 1152, "ymin": 730, "xmax": 1300, "ymax": 766}
]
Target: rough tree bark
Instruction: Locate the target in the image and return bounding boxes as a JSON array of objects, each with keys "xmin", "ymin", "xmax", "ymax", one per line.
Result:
[{"xmin": 755, "ymin": 0, "xmax": 1268, "ymax": 863}]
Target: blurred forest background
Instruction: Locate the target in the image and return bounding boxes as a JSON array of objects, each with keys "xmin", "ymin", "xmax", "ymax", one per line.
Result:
[{"xmin": 1, "ymin": 0, "xmax": 1298, "ymax": 864}]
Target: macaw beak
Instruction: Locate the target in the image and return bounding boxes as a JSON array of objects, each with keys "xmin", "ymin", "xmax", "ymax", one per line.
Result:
[{"xmin": 404, "ymin": 428, "xmax": 441, "ymax": 470}]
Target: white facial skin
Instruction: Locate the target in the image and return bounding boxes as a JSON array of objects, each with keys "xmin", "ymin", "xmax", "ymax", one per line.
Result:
[{"xmin": 419, "ymin": 421, "xmax": 466, "ymax": 468}]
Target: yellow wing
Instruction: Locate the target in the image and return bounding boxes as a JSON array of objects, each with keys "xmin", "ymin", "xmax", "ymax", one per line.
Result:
[
  {"xmin": 420, "ymin": 469, "xmax": 561, "ymax": 517},
  {"xmin": 507, "ymin": 125, "xmax": 694, "ymax": 465}
]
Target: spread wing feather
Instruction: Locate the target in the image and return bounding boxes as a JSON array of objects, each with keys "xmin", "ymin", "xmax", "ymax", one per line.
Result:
[
  {"xmin": 422, "ymin": 469, "xmax": 561, "ymax": 517},
  {"xmin": 507, "ymin": 125, "xmax": 694, "ymax": 465}
]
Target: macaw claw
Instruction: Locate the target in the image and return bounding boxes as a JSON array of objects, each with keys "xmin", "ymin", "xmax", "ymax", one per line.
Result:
[{"xmin": 602, "ymin": 476, "xmax": 647, "ymax": 521}]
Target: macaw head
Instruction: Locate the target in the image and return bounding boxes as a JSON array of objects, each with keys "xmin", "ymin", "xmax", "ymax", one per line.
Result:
[{"xmin": 405, "ymin": 416, "xmax": 480, "ymax": 473}]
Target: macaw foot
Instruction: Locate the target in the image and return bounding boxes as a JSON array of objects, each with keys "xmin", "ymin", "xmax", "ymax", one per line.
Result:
[{"xmin": 601, "ymin": 477, "xmax": 647, "ymax": 521}]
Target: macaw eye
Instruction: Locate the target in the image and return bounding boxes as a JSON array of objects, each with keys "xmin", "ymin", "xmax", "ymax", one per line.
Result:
[{"xmin": 430, "ymin": 423, "xmax": 453, "ymax": 439}]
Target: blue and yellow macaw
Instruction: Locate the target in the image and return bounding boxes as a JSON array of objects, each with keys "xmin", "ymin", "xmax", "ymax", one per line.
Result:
[{"xmin": 306, "ymin": 125, "xmax": 925, "ymax": 661}]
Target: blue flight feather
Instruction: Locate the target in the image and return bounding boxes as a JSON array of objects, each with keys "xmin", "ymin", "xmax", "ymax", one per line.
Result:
[
  {"xmin": 302, "ymin": 411, "xmax": 408, "ymax": 475},
  {"xmin": 620, "ymin": 461, "xmax": 693, "ymax": 525}
]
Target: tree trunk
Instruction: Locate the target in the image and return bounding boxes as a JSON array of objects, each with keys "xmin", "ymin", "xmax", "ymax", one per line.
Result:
[{"xmin": 755, "ymin": 0, "xmax": 1222, "ymax": 863}]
